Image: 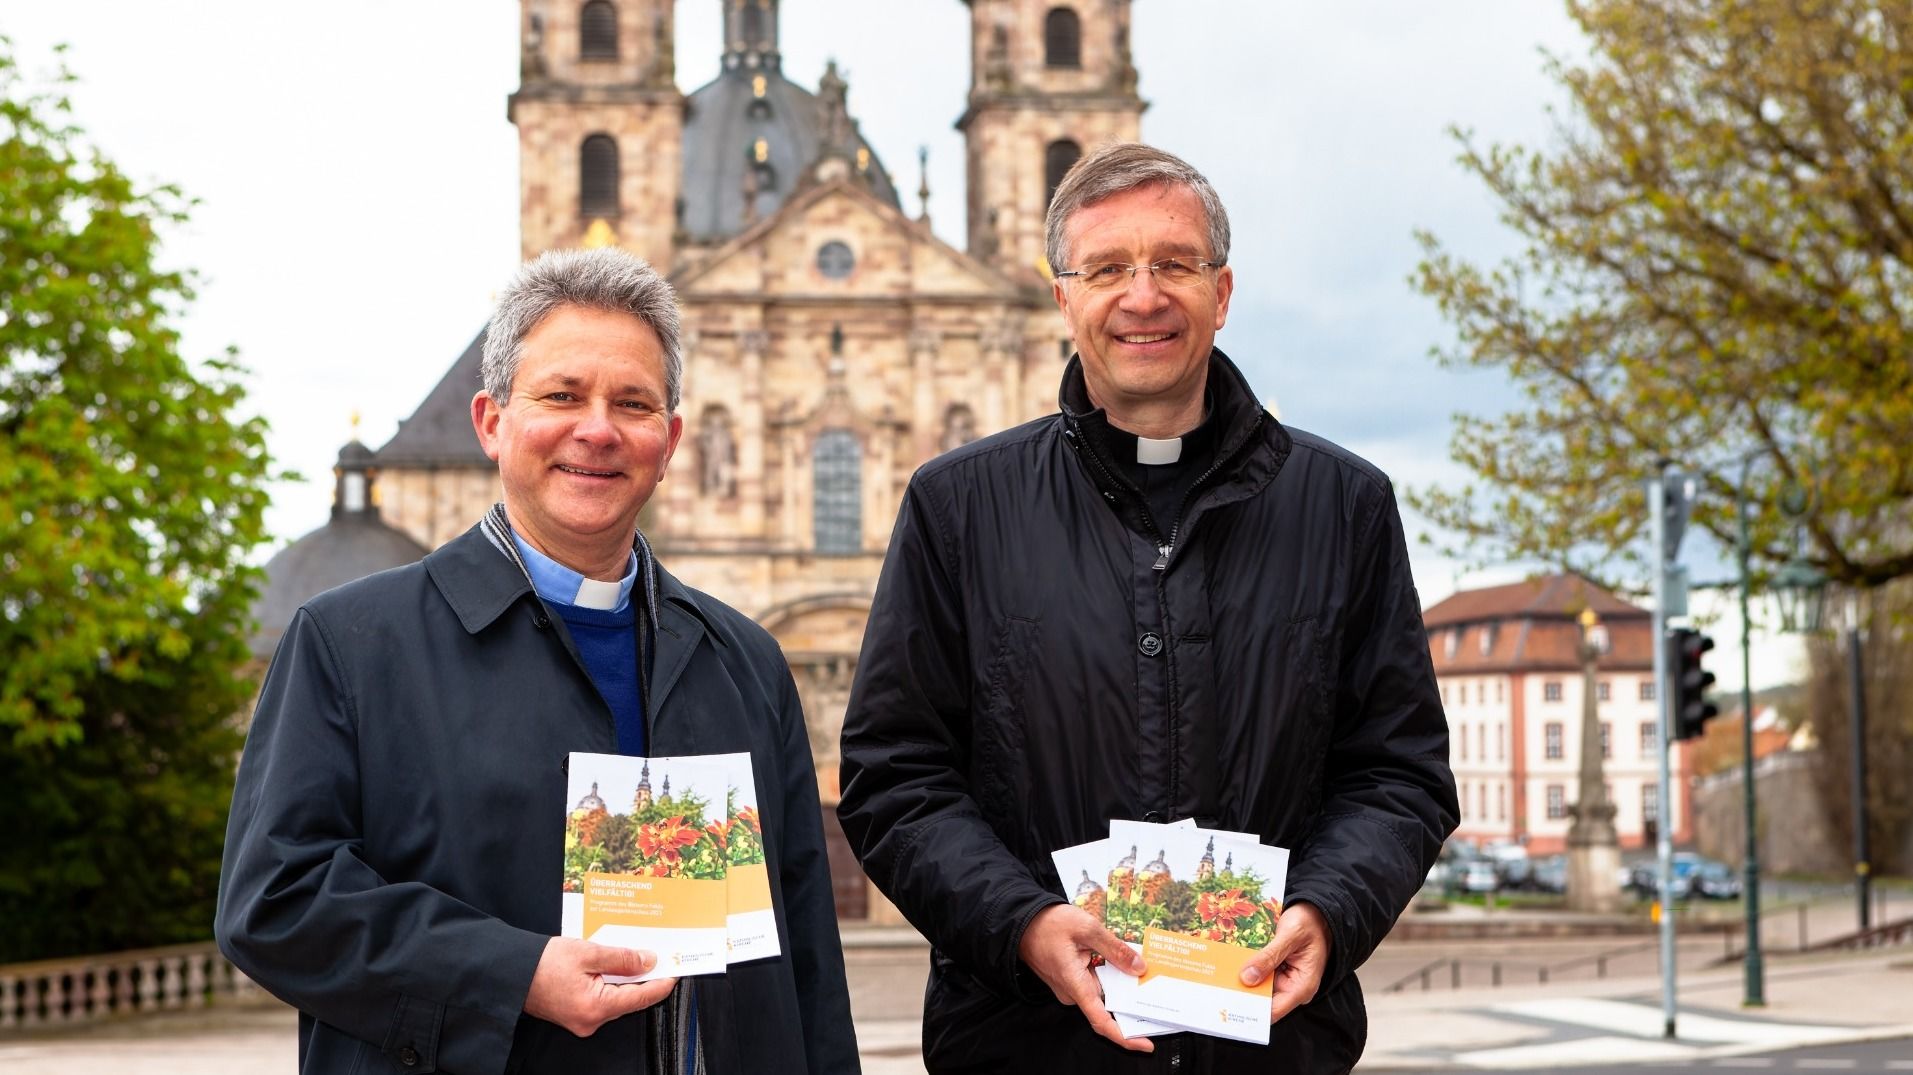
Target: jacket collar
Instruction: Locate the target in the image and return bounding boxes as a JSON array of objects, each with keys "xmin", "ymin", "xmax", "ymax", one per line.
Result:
[
  {"xmin": 425, "ymin": 513, "xmax": 725, "ymax": 648},
  {"xmin": 1057, "ymin": 347, "xmax": 1290, "ymax": 508}
]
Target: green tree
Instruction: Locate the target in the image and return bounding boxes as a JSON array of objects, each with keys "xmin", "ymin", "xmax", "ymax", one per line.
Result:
[
  {"xmin": 1412, "ymin": 0, "xmax": 1912, "ymax": 589},
  {"xmin": 0, "ymin": 39, "xmax": 273, "ymax": 961}
]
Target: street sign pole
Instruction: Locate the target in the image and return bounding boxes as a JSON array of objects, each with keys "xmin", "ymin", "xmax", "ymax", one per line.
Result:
[{"xmin": 1651, "ymin": 466, "xmax": 1678, "ymax": 1039}]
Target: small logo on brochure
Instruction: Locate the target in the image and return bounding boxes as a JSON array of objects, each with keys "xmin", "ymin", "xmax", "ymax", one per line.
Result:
[{"xmin": 1220, "ymin": 1009, "xmax": 1260, "ymax": 1026}]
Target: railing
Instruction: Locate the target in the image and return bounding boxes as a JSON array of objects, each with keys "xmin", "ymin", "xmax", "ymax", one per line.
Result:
[
  {"xmin": 1382, "ymin": 939, "xmax": 1666, "ymax": 993},
  {"xmin": 0, "ymin": 941, "xmax": 267, "ymax": 1031}
]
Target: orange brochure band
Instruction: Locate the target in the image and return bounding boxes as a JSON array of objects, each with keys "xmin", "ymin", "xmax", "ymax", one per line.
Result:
[
  {"xmin": 1139, "ymin": 927, "xmax": 1275, "ymax": 999},
  {"xmin": 729, "ymin": 862, "xmax": 773, "ymax": 914}
]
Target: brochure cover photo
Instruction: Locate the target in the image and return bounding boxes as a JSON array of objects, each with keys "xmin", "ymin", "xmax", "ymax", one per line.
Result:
[
  {"xmin": 562, "ymin": 752, "xmax": 731, "ymax": 982},
  {"xmin": 706, "ymin": 751, "xmax": 781, "ymax": 964}
]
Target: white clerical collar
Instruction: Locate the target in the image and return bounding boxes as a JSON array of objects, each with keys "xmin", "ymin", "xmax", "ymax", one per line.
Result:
[
  {"xmin": 1136, "ymin": 436, "xmax": 1183, "ymax": 465},
  {"xmin": 510, "ymin": 532, "xmax": 637, "ymax": 612}
]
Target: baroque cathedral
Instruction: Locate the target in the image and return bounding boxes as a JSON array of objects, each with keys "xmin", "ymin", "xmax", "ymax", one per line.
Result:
[{"xmin": 256, "ymin": 0, "xmax": 1145, "ymax": 918}]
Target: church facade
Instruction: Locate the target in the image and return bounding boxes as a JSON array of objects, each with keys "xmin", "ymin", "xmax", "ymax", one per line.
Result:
[{"xmin": 358, "ymin": 0, "xmax": 1144, "ymax": 917}]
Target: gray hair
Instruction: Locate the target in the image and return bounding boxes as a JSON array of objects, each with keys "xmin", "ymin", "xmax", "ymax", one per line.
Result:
[
  {"xmin": 481, "ymin": 248, "xmax": 684, "ymax": 411},
  {"xmin": 1043, "ymin": 142, "xmax": 1232, "ymax": 274}
]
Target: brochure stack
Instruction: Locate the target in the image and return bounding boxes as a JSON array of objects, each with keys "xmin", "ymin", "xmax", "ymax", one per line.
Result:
[
  {"xmin": 1051, "ymin": 819, "xmax": 1290, "ymax": 1044},
  {"xmin": 561, "ymin": 751, "xmax": 782, "ymax": 983}
]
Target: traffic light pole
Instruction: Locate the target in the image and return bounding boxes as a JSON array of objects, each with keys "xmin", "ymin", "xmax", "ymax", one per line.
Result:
[{"xmin": 1651, "ymin": 468, "xmax": 1677, "ymax": 1040}]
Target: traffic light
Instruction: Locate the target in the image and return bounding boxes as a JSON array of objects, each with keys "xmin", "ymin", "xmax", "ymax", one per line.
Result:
[{"xmin": 1668, "ymin": 628, "xmax": 1718, "ymax": 741}]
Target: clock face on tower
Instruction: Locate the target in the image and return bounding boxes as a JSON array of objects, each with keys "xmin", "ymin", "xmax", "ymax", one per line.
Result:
[{"xmin": 816, "ymin": 240, "xmax": 855, "ymax": 279}]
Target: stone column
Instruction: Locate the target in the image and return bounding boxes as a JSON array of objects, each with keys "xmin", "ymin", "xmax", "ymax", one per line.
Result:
[
  {"xmin": 1568, "ymin": 608, "xmax": 1623, "ymax": 913},
  {"xmin": 738, "ymin": 328, "xmax": 769, "ymax": 536}
]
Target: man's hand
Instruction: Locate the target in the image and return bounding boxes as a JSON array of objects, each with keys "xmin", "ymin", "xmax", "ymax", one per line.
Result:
[
  {"xmin": 1238, "ymin": 901, "xmax": 1332, "ymax": 1024},
  {"xmin": 1017, "ymin": 904, "xmax": 1154, "ymax": 1054},
  {"xmin": 524, "ymin": 936, "xmax": 677, "ymax": 1038}
]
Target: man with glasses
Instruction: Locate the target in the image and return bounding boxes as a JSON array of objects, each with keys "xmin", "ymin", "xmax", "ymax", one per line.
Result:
[{"xmin": 838, "ymin": 143, "xmax": 1457, "ymax": 1072}]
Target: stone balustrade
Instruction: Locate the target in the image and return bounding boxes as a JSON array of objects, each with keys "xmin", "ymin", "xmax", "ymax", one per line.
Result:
[{"xmin": 0, "ymin": 942, "xmax": 266, "ymax": 1031}]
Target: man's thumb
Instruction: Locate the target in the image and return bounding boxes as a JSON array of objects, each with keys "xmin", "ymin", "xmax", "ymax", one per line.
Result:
[{"xmin": 584, "ymin": 944, "xmax": 656, "ymax": 978}]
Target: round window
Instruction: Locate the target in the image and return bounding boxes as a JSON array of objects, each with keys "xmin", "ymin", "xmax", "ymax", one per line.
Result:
[{"xmin": 816, "ymin": 240, "xmax": 855, "ymax": 280}]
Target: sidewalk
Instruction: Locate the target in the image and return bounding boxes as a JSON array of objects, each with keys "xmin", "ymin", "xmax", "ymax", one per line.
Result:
[{"xmin": 1356, "ymin": 949, "xmax": 1913, "ymax": 1070}]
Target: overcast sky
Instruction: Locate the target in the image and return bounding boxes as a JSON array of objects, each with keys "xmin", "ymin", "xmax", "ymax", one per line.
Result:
[{"xmin": 4, "ymin": 1, "xmax": 1801, "ymax": 687}]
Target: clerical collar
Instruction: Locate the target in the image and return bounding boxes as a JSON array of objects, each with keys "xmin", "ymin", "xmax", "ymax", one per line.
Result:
[
  {"xmin": 1093, "ymin": 404, "xmax": 1217, "ymax": 468},
  {"xmin": 510, "ymin": 532, "xmax": 637, "ymax": 612}
]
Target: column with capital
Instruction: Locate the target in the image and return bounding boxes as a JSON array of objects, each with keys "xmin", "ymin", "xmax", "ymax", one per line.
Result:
[{"xmin": 738, "ymin": 328, "xmax": 769, "ymax": 536}]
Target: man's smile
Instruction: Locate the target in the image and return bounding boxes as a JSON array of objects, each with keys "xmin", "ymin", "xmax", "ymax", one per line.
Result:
[{"xmin": 554, "ymin": 463, "xmax": 622, "ymax": 478}]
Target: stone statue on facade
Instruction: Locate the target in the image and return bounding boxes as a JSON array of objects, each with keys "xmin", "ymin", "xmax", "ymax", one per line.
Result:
[
  {"xmin": 940, "ymin": 405, "xmax": 978, "ymax": 454},
  {"xmin": 698, "ymin": 408, "xmax": 738, "ymax": 498}
]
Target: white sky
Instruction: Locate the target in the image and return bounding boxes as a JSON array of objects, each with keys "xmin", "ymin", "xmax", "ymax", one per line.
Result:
[{"xmin": 3, "ymin": 1, "xmax": 1802, "ymax": 688}]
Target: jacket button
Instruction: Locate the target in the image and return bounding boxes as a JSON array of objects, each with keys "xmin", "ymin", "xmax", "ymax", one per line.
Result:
[
  {"xmin": 533, "ymin": 612, "xmax": 551, "ymax": 629},
  {"xmin": 398, "ymin": 1045, "xmax": 420, "ymax": 1067},
  {"xmin": 1138, "ymin": 631, "xmax": 1163, "ymax": 657},
  {"xmin": 1143, "ymin": 811, "xmax": 1165, "ymax": 824}
]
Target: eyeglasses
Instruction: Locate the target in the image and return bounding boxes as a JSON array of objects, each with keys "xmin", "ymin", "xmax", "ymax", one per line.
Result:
[{"xmin": 1055, "ymin": 256, "xmax": 1222, "ymax": 293}]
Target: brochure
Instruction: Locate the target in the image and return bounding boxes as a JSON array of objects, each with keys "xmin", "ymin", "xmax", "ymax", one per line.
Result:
[
  {"xmin": 1105, "ymin": 819, "xmax": 1288, "ymax": 1045},
  {"xmin": 562, "ymin": 752, "xmax": 732, "ymax": 982},
  {"xmin": 708, "ymin": 752, "xmax": 782, "ymax": 964},
  {"xmin": 1050, "ymin": 837, "xmax": 1177, "ymax": 1040}
]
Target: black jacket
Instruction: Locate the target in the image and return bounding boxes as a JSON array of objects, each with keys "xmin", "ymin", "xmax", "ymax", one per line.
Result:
[
  {"xmin": 217, "ymin": 523, "xmax": 858, "ymax": 1075},
  {"xmin": 837, "ymin": 350, "xmax": 1457, "ymax": 1073}
]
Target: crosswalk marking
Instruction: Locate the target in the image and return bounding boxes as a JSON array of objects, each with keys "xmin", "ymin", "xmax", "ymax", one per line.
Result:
[
  {"xmin": 1712, "ymin": 1061, "xmax": 1774, "ymax": 1068},
  {"xmin": 1455, "ymin": 1034, "xmax": 1700, "ymax": 1069},
  {"xmin": 1487, "ymin": 997, "xmax": 1858, "ymax": 1047},
  {"xmin": 1795, "ymin": 1061, "xmax": 1857, "ymax": 1070}
]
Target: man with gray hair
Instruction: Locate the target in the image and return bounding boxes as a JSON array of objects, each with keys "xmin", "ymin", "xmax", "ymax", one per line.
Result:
[
  {"xmin": 838, "ymin": 143, "xmax": 1457, "ymax": 1071},
  {"xmin": 219, "ymin": 248, "xmax": 858, "ymax": 1074}
]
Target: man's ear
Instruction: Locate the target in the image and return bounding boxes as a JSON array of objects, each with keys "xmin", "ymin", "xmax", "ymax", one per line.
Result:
[
  {"xmin": 471, "ymin": 390, "xmax": 504, "ymax": 462},
  {"xmin": 658, "ymin": 412, "xmax": 685, "ymax": 478}
]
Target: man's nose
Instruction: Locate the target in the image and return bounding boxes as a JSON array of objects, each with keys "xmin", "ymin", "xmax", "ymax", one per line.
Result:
[
  {"xmin": 573, "ymin": 402, "xmax": 619, "ymax": 445},
  {"xmin": 1118, "ymin": 266, "xmax": 1170, "ymax": 314}
]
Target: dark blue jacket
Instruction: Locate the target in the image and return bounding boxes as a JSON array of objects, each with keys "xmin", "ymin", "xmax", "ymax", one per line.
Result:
[{"xmin": 217, "ymin": 523, "xmax": 857, "ymax": 1074}]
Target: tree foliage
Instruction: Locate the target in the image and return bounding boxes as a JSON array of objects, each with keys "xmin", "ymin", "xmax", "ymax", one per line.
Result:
[
  {"xmin": 1413, "ymin": 0, "xmax": 1913, "ymax": 590},
  {"xmin": 0, "ymin": 39, "xmax": 272, "ymax": 960}
]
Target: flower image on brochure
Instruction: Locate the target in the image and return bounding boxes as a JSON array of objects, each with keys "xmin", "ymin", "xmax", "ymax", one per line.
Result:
[
  {"xmin": 1106, "ymin": 819, "xmax": 1289, "ymax": 1045},
  {"xmin": 562, "ymin": 752, "xmax": 731, "ymax": 982}
]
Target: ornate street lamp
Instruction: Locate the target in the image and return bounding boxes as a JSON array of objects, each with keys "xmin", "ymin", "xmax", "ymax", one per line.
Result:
[{"xmin": 1567, "ymin": 607, "xmax": 1622, "ymax": 913}]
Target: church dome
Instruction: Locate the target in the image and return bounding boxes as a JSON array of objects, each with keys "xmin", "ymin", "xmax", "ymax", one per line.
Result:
[
  {"xmin": 678, "ymin": 2, "xmax": 899, "ymax": 242},
  {"xmin": 250, "ymin": 440, "xmax": 429, "ymax": 660},
  {"xmin": 575, "ymin": 782, "xmax": 607, "ymax": 813}
]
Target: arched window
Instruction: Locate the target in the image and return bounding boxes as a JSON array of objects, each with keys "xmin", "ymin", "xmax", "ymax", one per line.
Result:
[
  {"xmin": 813, "ymin": 430, "xmax": 862, "ymax": 554},
  {"xmin": 1045, "ymin": 139, "xmax": 1081, "ymax": 211},
  {"xmin": 1044, "ymin": 7, "xmax": 1082, "ymax": 68},
  {"xmin": 580, "ymin": 1, "xmax": 618, "ymax": 59},
  {"xmin": 580, "ymin": 135, "xmax": 620, "ymax": 218}
]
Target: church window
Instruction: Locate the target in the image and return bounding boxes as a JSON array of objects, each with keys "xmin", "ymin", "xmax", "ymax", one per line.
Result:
[
  {"xmin": 580, "ymin": 135, "xmax": 620, "ymax": 218},
  {"xmin": 813, "ymin": 430, "xmax": 862, "ymax": 555},
  {"xmin": 1044, "ymin": 7, "xmax": 1082, "ymax": 68},
  {"xmin": 1045, "ymin": 139, "xmax": 1081, "ymax": 211},
  {"xmin": 816, "ymin": 241, "xmax": 855, "ymax": 280},
  {"xmin": 580, "ymin": 1, "xmax": 618, "ymax": 60}
]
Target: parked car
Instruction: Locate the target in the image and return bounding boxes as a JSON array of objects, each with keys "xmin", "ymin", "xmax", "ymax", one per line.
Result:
[
  {"xmin": 1529, "ymin": 854, "xmax": 1568, "ymax": 894},
  {"xmin": 1682, "ymin": 860, "xmax": 1743, "ymax": 900},
  {"xmin": 1459, "ymin": 860, "xmax": 1501, "ymax": 895}
]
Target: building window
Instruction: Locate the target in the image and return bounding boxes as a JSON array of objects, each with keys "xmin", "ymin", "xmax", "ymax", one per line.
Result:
[
  {"xmin": 1459, "ymin": 724, "xmax": 1469, "ymax": 762},
  {"xmin": 1597, "ymin": 680, "xmax": 1611, "ymax": 702},
  {"xmin": 1544, "ymin": 680, "xmax": 1563, "ymax": 702},
  {"xmin": 1497, "ymin": 724, "xmax": 1506, "ymax": 761},
  {"xmin": 1443, "ymin": 627, "xmax": 1459, "ymax": 660},
  {"xmin": 1546, "ymin": 784, "xmax": 1566, "ymax": 820},
  {"xmin": 1480, "ymin": 622, "xmax": 1497, "ymax": 655},
  {"xmin": 580, "ymin": 134, "xmax": 620, "ymax": 218},
  {"xmin": 1045, "ymin": 139, "xmax": 1082, "ymax": 211},
  {"xmin": 1496, "ymin": 679, "xmax": 1505, "ymax": 703},
  {"xmin": 816, "ymin": 240, "xmax": 855, "ymax": 280},
  {"xmin": 1641, "ymin": 721, "xmax": 1658, "ymax": 757},
  {"xmin": 1478, "ymin": 783, "xmax": 1488, "ymax": 820},
  {"xmin": 580, "ymin": 0, "xmax": 618, "ymax": 59},
  {"xmin": 1544, "ymin": 722, "xmax": 1564, "ymax": 760},
  {"xmin": 812, "ymin": 429, "xmax": 861, "ymax": 554},
  {"xmin": 1044, "ymin": 7, "xmax": 1082, "ymax": 67},
  {"xmin": 1497, "ymin": 783, "xmax": 1506, "ymax": 821},
  {"xmin": 1642, "ymin": 783, "xmax": 1659, "ymax": 824},
  {"xmin": 1640, "ymin": 680, "xmax": 1656, "ymax": 702},
  {"xmin": 1601, "ymin": 722, "xmax": 1612, "ymax": 759}
]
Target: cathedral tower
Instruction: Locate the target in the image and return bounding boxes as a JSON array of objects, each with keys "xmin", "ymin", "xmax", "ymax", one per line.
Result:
[
  {"xmin": 958, "ymin": 0, "xmax": 1145, "ymax": 284},
  {"xmin": 509, "ymin": 0, "xmax": 684, "ymax": 263}
]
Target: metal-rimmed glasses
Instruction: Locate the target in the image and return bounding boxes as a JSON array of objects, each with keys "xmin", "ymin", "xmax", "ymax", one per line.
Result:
[{"xmin": 1054, "ymin": 256, "xmax": 1222, "ymax": 293}]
